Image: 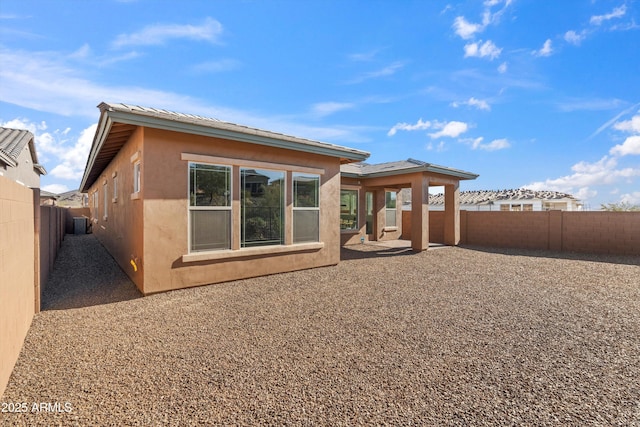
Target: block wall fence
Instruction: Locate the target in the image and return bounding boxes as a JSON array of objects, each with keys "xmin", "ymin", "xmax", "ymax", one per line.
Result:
[
  {"xmin": 0, "ymin": 176, "xmax": 78, "ymax": 397},
  {"xmin": 404, "ymin": 209, "xmax": 639, "ymax": 256}
]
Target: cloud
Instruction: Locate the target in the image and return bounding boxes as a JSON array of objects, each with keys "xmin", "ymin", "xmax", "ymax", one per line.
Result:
[
  {"xmin": 191, "ymin": 58, "xmax": 240, "ymax": 73},
  {"xmin": 429, "ymin": 121, "xmax": 469, "ymax": 139},
  {"xmin": 452, "ymin": 16, "xmax": 483, "ymax": 40},
  {"xmin": 474, "ymin": 137, "xmax": 510, "ymax": 151},
  {"xmin": 525, "ymin": 155, "xmax": 640, "ymax": 197},
  {"xmin": 346, "ymin": 61, "xmax": 405, "ymax": 84},
  {"xmin": 112, "ymin": 17, "xmax": 223, "ymax": 48},
  {"xmin": 451, "ymin": 97, "xmax": 491, "ymax": 111},
  {"xmin": 620, "ymin": 191, "xmax": 640, "ymax": 204},
  {"xmin": 388, "ymin": 118, "xmax": 432, "ymax": 136},
  {"xmin": 41, "ymin": 183, "xmax": 70, "ymax": 194},
  {"xmin": 556, "ymin": 98, "xmax": 625, "ymax": 112},
  {"xmin": 311, "ymin": 102, "xmax": 355, "ymax": 118},
  {"xmin": 613, "ymin": 113, "xmax": 640, "ymax": 133},
  {"xmin": 610, "ymin": 136, "xmax": 640, "ymax": 156},
  {"xmin": 533, "ymin": 39, "xmax": 553, "ymax": 57},
  {"xmin": 590, "ymin": 5, "xmax": 626, "ymax": 26},
  {"xmin": 426, "ymin": 141, "xmax": 446, "ymax": 152},
  {"xmin": 347, "ymin": 49, "xmax": 382, "ymax": 62},
  {"xmin": 497, "ymin": 62, "xmax": 508, "ymax": 73},
  {"xmin": 564, "ymin": 30, "xmax": 587, "ymax": 45},
  {"xmin": 464, "ymin": 40, "xmax": 502, "ymax": 60}
]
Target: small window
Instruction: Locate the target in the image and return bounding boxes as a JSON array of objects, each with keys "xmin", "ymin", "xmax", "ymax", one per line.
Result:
[
  {"xmin": 103, "ymin": 182, "xmax": 108, "ymax": 219},
  {"xmin": 340, "ymin": 189, "xmax": 358, "ymax": 231},
  {"xmin": 189, "ymin": 163, "xmax": 232, "ymax": 252},
  {"xmin": 293, "ymin": 173, "xmax": 320, "ymax": 243},
  {"xmin": 385, "ymin": 191, "xmax": 397, "ymax": 227},
  {"xmin": 133, "ymin": 161, "xmax": 141, "ymax": 194},
  {"xmin": 113, "ymin": 175, "xmax": 118, "ymax": 202}
]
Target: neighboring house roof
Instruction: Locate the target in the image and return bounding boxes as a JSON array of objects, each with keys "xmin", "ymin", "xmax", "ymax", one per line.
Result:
[
  {"xmin": 80, "ymin": 102, "xmax": 370, "ymax": 192},
  {"xmin": 0, "ymin": 127, "xmax": 46, "ymax": 174},
  {"xmin": 39, "ymin": 190, "xmax": 59, "ymax": 199},
  {"xmin": 427, "ymin": 189, "xmax": 579, "ymax": 205},
  {"xmin": 341, "ymin": 158, "xmax": 478, "ymax": 180}
]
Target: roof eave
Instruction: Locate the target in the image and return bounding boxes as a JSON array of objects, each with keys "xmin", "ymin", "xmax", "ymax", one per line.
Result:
[{"xmin": 79, "ymin": 111, "xmax": 113, "ymax": 192}]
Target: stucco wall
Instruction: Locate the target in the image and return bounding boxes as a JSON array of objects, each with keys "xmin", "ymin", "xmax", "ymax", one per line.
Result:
[
  {"xmin": 87, "ymin": 127, "xmax": 145, "ymax": 292},
  {"xmin": 0, "ymin": 176, "xmax": 35, "ymax": 397},
  {"xmin": 402, "ymin": 210, "xmax": 444, "ymax": 243}
]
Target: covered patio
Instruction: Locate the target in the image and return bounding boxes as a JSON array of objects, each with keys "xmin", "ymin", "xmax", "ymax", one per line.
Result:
[{"xmin": 340, "ymin": 159, "xmax": 478, "ymax": 251}]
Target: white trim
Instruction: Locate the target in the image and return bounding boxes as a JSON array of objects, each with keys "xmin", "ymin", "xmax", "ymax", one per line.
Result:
[{"xmin": 182, "ymin": 242, "xmax": 324, "ymax": 263}]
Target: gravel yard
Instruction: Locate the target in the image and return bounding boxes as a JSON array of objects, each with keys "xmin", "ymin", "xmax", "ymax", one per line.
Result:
[{"xmin": 2, "ymin": 235, "xmax": 640, "ymax": 426}]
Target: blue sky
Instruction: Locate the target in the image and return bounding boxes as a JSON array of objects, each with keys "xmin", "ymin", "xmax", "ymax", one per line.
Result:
[{"xmin": 1, "ymin": 0, "xmax": 639, "ymax": 209}]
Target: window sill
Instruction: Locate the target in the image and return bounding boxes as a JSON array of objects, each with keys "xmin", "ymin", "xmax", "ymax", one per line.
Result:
[
  {"xmin": 182, "ymin": 242, "xmax": 324, "ymax": 263},
  {"xmin": 340, "ymin": 229, "xmax": 360, "ymax": 234},
  {"xmin": 112, "ymin": 198, "xmax": 118, "ymax": 203},
  {"xmin": 130, "ymin": 192, "xmax": 141, "ymax": 200},
  {"xmin": 383, "ymin": 226, "xmax": 398, "ymax": 232}
]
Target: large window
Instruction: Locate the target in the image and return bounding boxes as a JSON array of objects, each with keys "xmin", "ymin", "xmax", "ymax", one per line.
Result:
[
  {"xmin": 189, "ymin": 163, "xmax": 231, "ymax": 252},
  {"xmin": 241, "ymin": 168, "xmax": 285, "ymax": 247},
  {"xmin": 385, "ymin": 191, "xmax": 397, "ymax": 227},
  {"xmin": 340, "ymin": 189, "xmax": 358, "ymax": 231},
  {"xmin": 293, "ymin": 173, "xmax": 320, "ymax": 243}
]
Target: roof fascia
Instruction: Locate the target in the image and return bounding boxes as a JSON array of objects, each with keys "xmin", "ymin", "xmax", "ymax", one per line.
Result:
[
  {"xmin": 343, "ymin": 165, "xmax": 479, "ymax": 180},
  {"xmin": 79, "ymin": 113, "xmax": 113, "ymax": 192},
  {"xmin": 0, "ymin": 151, "xmax": 17, "ymax": 167},
  {"xmin": 106, "ymin": 109, "xmax": 369, "ymax": 162}
]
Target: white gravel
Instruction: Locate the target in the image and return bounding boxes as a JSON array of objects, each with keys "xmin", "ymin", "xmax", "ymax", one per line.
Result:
[{"xmin": 1, "ymin": 235, "xmax": 639, "ymax": 426}]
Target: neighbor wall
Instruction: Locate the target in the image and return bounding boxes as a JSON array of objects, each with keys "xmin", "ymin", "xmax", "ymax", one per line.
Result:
[{"xmin": 0, "ymin": 176, "xmax": 36, "ymax": 397}]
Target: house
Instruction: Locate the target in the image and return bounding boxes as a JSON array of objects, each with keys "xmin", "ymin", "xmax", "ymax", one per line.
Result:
[
  {"xmin": 80, "ymin": 103, "xmax": 477, "ymax": 295},
  {"xmin": 417, "ymin": 189, "xmax": 582, "ymax": 211},
  {"xmin": 0, "ymin": 127, "xmax": 46, "ymax": 188}
]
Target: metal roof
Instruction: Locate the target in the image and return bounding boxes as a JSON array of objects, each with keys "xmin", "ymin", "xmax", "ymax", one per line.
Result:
[
  {"xmin": 427, "ymin": 189, "xmax": 579, "ymax": 205},
  {"xmin": 80, "ymin": 102, "xmax": 370, "ymax": 192},
  {"xmin": 0, "ymin": 127, "xmax": 46, "ymax": 174},
  {"xmin": 340, "ymin": 158, "xmax": 478, "ymax": 180}
]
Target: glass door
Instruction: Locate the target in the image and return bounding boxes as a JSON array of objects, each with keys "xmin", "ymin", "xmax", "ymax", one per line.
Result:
[{"xmin": 365, "ymin": 191, "xmax": 374, "ymax": 237}]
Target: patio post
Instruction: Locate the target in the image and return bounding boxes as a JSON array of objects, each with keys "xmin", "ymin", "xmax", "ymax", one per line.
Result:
[
  {"xmin": 411, "ymin": 174, "xmax": 430, "ymax": 251},
  {"xmin": 444, "ymin": 182, "xmax": 460, "ymax": 245}
]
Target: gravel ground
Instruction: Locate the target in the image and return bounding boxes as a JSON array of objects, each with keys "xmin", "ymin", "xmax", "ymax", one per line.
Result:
[{"xmin": 1, "ymin": 235, "xmax": 639, "ymax": 426}]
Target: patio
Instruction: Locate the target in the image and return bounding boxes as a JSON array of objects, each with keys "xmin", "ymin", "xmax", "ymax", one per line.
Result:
[{"xmin": 1, "ymin": 235, "xmax": 639, "ymax": 425}]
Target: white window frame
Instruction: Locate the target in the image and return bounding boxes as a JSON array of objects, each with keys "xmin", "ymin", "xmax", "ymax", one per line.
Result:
[
  {"xmin": 103, "ymin": 181, "xmax": 108, "ymax": 220},
  {"xmin": 340, "ymin": 188, "xmax": 359, "ymax": 232},
  {"xmin": 112, "ymin": 172, "xmax": 118, "ymax": 203},
  {"xmin": 292, "ymin": 173, "xmax": 320, "ymax": 244},
  {"xmin": 385, "ymin": 190, "xmax": 397, "ymax": 228},
  {"xmin": 133, "ymin": 161, "xmax": 141, "ymax": 194},
  {"xmin": 188, "ymin": 162, "xmax": 232, "ymax": 253}
]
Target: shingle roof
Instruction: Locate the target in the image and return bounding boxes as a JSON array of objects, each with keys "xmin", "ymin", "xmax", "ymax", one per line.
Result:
[
  {"xmin": 0, "ymin": 127, "xmax": 45, "ymax": 174},
  {"xmin": 340, "ymin": 158, "xmax": 478, "ymax": 180},
  {"xmin": 81, "ymin": 102, "xmax": 370, "ymax": 191},
  {"xmin": 427, "ymin": 189, "xmax": 579, "ymax": 205}
]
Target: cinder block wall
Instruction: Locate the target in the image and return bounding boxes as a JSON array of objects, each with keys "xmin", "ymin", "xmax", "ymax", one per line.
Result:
[
  {"xmin": 0, "ymin": 176, "xmax": 36, "ymax": 397},
  {"xmin": 403, "ymin": 209, "xmax": 640, "ymax": 255}
]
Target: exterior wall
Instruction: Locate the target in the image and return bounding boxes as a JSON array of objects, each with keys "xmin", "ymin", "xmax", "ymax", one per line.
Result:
[
  {"xmin": 0, "ymin": 176, "xmax": 35, "ymax": 397},
  {"xmin": 402, "ymin": 210, "xmax": 445, "ymax": 243},
  {"xmin": 457, "ymin": 211, "xmax": 640, "ymax": 255},
  {"xmin": 116, "ymin": 127, "xmax": 342, "ymax": 294},
  {"xmin": 87, "ymin": 127, "xmax": 145, "ymax": 292},
  {"xmin": 0, "ymin": 145, "xmax": 41, "ymax": 188}
]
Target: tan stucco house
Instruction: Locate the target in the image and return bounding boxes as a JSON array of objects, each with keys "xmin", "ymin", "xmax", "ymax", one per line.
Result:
[
  {"xmin": 0, "ymin": 127, "xmax": 46, "ymax": 188},
  {"xmin": 80, "ymin": 103, "xmax": 477, "ymax": 295}
]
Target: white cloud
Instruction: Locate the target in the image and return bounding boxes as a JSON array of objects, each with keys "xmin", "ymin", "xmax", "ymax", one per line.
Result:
[
  {"xmin": 41, "ymin": 183, "xmax": 70, "ymax": 194},
  {"xmin": 474, "ymin": 137, "xmax": 510, "ymax": 151},
  {"xmin": 426, "ymin": 141, "xmax": 446, "ymax": 152},
  {"xmin": 464, "ymin": 40, "xmax": 502, "ymax": 60},
  {"xmin": 346, "ymin": 61, "xmax": 405, "ymax": 84},
  {"xmin": 112, "ymin": 17, "xmax": 223, "ymax": 48},
  {"xmin": 613, "ymin": 114, "xmax": 640, "ymax": 133},
  {"xmin": 429, "ymin": 121, "xmax": 469, "ymax": 139},
  {"xmin": 497, "ymin": 62, "xmax": 508, "ymax": 73},
  {"xmin": 610, "ymin": 136, "xmax": 640, "ymax": 156},
  {"xmin": 533, "ymin": 39, "xmax": 553, "ymax": 57},
  {"xmin": 388, "ymin": 118, "xmax": 432, "ymax": 136},
  {"xmin": 564, "ymin": 30, "xmax": 587, "ymax": 45},
  {"xmin": 590, "ymin": 5, "xmax": 626, "ymax": 26},
  {"xmin": 620, "ymin": 191, "xmax": 640, "ymax": 204},
  {"xmin": 191, "ymin": 59, "xmax": 240, "ymax": 73},
  {"xmin": 452, "ymin": 97, "xmax": 491, "ymax": 111},
  {"xmin": 452, "ymin": 16, "xmax": 483, "ymax": 40},
  {"xmin": 311, "ymin": 102, "xmax": 355, "ymax": 118},
  {"xmin": 525, "ymin": 156, "xmax": 640, "ymax": 197}
]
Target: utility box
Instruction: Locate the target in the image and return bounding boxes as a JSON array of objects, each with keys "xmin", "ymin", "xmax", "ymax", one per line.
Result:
[{"xmin": 73, "ymin": 217, "xmax": 87, "ymax": 235}]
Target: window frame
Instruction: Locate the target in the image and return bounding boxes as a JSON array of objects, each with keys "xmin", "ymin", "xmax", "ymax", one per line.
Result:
[
  {"xmin": 340, "ymin": 188, "xmax": 359, "ymax": 232},
  {"xmin": 292, "ymin": 172, "xmax": 320, "ymax": 244},
  {"xmin": 240, "ymin": 167, "xmax": 286, "ymax": 248},
  {"xmin": 103, "ymin": 181, "xmax": 108, "ymax": 220},
  {"xmin": 385, "ymin": 190, "xmax": 397, "ymax": 228},
  {"xmin": 188, "ymin": 162, "xmax": 233, "ymax": 253}
]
